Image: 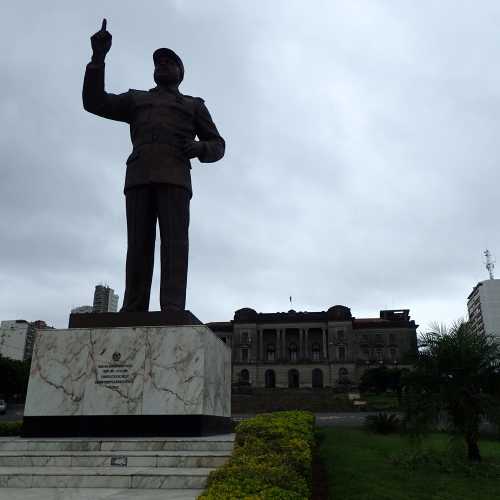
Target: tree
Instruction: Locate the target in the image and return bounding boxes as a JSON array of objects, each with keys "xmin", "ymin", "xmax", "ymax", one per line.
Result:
[
  {"xmin": 0, "ymin": 355, "xmax": 31, "ymax": 400},
  {"xmin": 403, "ymin": 320, "xmax": 500, "ymax": 462}
]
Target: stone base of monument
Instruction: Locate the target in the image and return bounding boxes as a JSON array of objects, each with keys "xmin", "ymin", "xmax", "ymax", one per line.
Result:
[
  {"xmin": 0, "ymin": 434, "xmax": 234, "ymax": 489},
  {"xmin": 22, "ymin": 317, "xmax": 231, "ymax": 438}
]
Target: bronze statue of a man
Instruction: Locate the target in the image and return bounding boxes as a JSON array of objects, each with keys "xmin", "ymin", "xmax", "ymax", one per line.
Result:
[{"xmin": 83, "ymin": 19, "xmax": 225, "ymax": 312}]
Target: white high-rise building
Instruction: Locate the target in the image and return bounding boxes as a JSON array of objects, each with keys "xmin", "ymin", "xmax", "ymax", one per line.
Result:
[
  {"xmin": 467, "ymin": 279, "xmax": 500, "ymax": 340},
  {"xmin": 0, "ymin": 320, "xmax": 31, "ymax": 361},
  {"xmin": 0, "ymin": 320, "xmax": 53, "ymax": 361}
]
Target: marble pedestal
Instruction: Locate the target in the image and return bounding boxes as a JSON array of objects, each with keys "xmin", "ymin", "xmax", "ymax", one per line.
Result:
[{"xmin": 22, "ymin": 324, "xmax": 231, "ymax": 437}]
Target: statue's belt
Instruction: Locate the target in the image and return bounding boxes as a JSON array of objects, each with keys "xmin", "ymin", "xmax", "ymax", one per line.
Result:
[{"xmin": 134, "ymin": 128, "xmax": 188, "ymax": 147}]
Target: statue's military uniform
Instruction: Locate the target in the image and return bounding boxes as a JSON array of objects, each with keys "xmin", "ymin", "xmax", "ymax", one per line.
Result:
[{"xmin": 83, "ymin": 59, "xmax": 225, "ymax": 311}]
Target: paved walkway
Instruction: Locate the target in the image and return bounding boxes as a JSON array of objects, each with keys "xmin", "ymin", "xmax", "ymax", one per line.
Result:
[{"xmin": 0, "ymin": 488, "xmax": 203, "ymax": 500}]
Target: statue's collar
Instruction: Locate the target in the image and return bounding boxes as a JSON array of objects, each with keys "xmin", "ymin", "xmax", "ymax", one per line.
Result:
[{"xmin": 149, "ymin": 85, "xmax": 181, "ymax": 95}]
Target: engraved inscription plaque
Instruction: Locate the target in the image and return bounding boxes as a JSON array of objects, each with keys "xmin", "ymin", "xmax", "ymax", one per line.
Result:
[{"xmin": 96, "ymin": 364, "xmax": 132, "ymax": 385}]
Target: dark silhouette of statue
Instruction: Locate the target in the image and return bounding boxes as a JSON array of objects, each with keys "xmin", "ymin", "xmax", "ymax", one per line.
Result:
[{"xmin": 83, "ymin": 19, "xmax": 225, "ymax": 312}]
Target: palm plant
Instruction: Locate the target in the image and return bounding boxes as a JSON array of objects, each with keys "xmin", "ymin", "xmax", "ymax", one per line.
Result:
[{"xmin": 403, "ymin": 320, "xmax": 500, "ymax": 462}]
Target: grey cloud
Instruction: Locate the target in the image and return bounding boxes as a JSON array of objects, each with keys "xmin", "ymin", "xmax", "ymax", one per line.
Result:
[{"xmin": 1, "ymin": 1, "xmax": 499, "ymax": 330}]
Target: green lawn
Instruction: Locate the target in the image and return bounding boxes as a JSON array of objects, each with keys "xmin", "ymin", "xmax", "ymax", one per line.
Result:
[
  {"xmin": 318, "ymin": 427, "xmax": 500, "ymax": 500},
  {"xmin": 361, "ymin": 392, "xmax": 400, "ymax": 411}
]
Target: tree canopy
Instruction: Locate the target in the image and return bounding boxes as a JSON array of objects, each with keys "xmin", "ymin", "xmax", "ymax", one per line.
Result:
[{"xmin": 0, "ymin": 355, "xmax": 30, "ymax": 401}]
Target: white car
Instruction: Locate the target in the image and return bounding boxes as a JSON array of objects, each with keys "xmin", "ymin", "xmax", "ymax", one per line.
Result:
[{"xmin": 0, "ymin": 400, "xmax": 6, "ymax": 415}]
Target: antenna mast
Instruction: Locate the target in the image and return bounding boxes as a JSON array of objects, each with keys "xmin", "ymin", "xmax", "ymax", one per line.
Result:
[{"xmin": 484, "ymin": 249, "xmax": 495, "ymax": 280}]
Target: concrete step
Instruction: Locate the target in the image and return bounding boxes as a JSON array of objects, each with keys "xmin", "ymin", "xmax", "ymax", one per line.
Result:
[
  {"xmin": 0, "ymin": 489, "xmax": 205, "ymax": 500},
  {"xmin": 0, "ymin": 435, "xmax": 235, "ymax": 453},
  {"xmin": 0, "ymin": 466, "xmax": 215, "ymax": 489},
  {"xmin": 0, "ymin": 450, "xmax": 231, "ymax": 468}
]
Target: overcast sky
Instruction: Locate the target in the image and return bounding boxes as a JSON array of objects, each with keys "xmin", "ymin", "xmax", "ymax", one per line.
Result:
[{"xmin": 1, "ymin": 1, "xmax": 499, "ymax": 331}]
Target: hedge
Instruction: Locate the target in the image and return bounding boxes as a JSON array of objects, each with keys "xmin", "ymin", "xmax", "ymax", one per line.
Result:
[
  {"xmin": 198, "ymin": 411, "xmax": 315, "ymax": 500},
  {"xmin": 0, "ymin": 421, "xmax": 22, "ymax": 436}
]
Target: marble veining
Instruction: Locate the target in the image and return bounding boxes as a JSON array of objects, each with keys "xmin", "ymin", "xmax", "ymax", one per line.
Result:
[{"xmin": 24, "ymin": 325, "xmax": 231, "ymax": 418}]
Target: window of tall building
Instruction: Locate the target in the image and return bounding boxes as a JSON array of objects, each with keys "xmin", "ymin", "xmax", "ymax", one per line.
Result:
[
  {"xmin": 376, "ymin": 334, "xmax": 384, "ymax": 345},
  {"xmin": 289, "ymin": 343, "xmax": 298, "ymax": 362},
  {"xmin": 390, "ymin": 348, "xmax": 397, "ymax": 361},
  {"xmin": 241, "ymin": 331, "xmax": 249, "ymax": 344},
  {"xmin": 337, "ymin": 330, "xmax": 345, "ymax": 342},
  {"xmin": 376, "ymin": 348, "xmax": 383, "ymax": 361},
  {"xmin": 362, "ymin": 348, "xmax": 370, "ymax": 359},
  {"xmin": 389, "ymin": 333, "xmax": 396, "ymax": 345}
]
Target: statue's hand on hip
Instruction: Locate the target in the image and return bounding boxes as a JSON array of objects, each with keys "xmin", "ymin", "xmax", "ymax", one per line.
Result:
[
  {"xmin": 90, "ymin": 18, "xmax": 112, "ymax": 62},
  {"xmin": 183, "ymin": 141, "xmax": 204, "ymax": 160}
]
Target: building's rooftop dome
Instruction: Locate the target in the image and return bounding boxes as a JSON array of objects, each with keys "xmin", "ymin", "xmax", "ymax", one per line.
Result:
[
  {"xmin": 234, "ymin": 308, "xmax": 258, "ymax": 322},
  {"xmin": 327, "ymin": 305, "xmax": 352, "ymax": 321}
]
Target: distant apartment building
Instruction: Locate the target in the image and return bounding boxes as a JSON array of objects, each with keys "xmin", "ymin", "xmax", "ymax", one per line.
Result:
[
  {"xmin": 0, "ymin": 320, "xmax": 53, "ymax": 361},
  {"xmin": 93, "ymin": 285, "xmax": 119, "ymax": 313},
  {"xmin": 467, "ymin": 279, "xmax": 500, "ymax": 340}
]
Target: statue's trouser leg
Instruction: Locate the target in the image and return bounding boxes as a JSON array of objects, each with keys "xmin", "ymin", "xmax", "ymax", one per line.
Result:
[
  {"xmin": 121, "ymin": 185, "xmax": 157, "ymax": 312},
  {"xmin": 156, "ymin": 184, "xmax": 190, "ymax": 311}
]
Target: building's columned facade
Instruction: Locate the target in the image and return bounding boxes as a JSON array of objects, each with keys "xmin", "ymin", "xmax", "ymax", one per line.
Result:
[{"xmin": 209, "ymin": 305, "xmax": 418, "ymax": 388}]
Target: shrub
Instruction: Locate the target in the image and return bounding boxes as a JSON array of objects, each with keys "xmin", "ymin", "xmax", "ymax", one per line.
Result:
[
  {"xmin": 0, "ymin": 421, "xmax": 22, "ymax": 436},
  {"xmin": 365, "ymin": 412, "xmax": 400, "ymax": 434},
  {"xmin": 198, "ymin": 411, "xmax": 314, "ymax": 500}
]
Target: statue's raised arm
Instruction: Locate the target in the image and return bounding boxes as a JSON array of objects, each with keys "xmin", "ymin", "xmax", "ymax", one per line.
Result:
[{"xmin": 83, "ymin": 18, "xmax": 131, "ymax": 122}]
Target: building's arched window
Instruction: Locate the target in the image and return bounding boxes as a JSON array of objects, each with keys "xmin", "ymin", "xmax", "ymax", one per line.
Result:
[
  {"xmin": 390, "ymin": 347, "xmax": 397, "ymax": 361},
  {"xmin": 312, "ymin": 368, "xmax": 323, "ymax": 388},
  {"xmin": 338, "ymin": 367, "xmax": 349, "ymax": 383},
  {"xmin": 266, "ymin": 343, "xmax": 276, "ymax": 362},
  {"xmin": 289, "ymin": 343, "xmax": 298, "ymax": 362},
  {"xmin": 312, "ymin": 342, "xmax": 321, "ymax": 361},
  {"xmin": 265, "ymin": 369, "xmax": 276, "ymax": 388},
  {"xmin": 288, "ymin": 369, "xmax": 300, "ymax": 388},
  {"xmin": 239, "ymin": 369, "xmax": 250, "ymax": 384}
]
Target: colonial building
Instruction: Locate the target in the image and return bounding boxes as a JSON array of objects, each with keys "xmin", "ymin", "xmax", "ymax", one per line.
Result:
[{"xmin": 208, "ymin": 306, "xmax": 418, "ymax": 388}]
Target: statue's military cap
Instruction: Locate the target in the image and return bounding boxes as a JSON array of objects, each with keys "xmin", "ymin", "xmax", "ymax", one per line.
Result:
[{"xmin": 153, "ymin": 48, "xmax": 184, "ymax": 82}]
